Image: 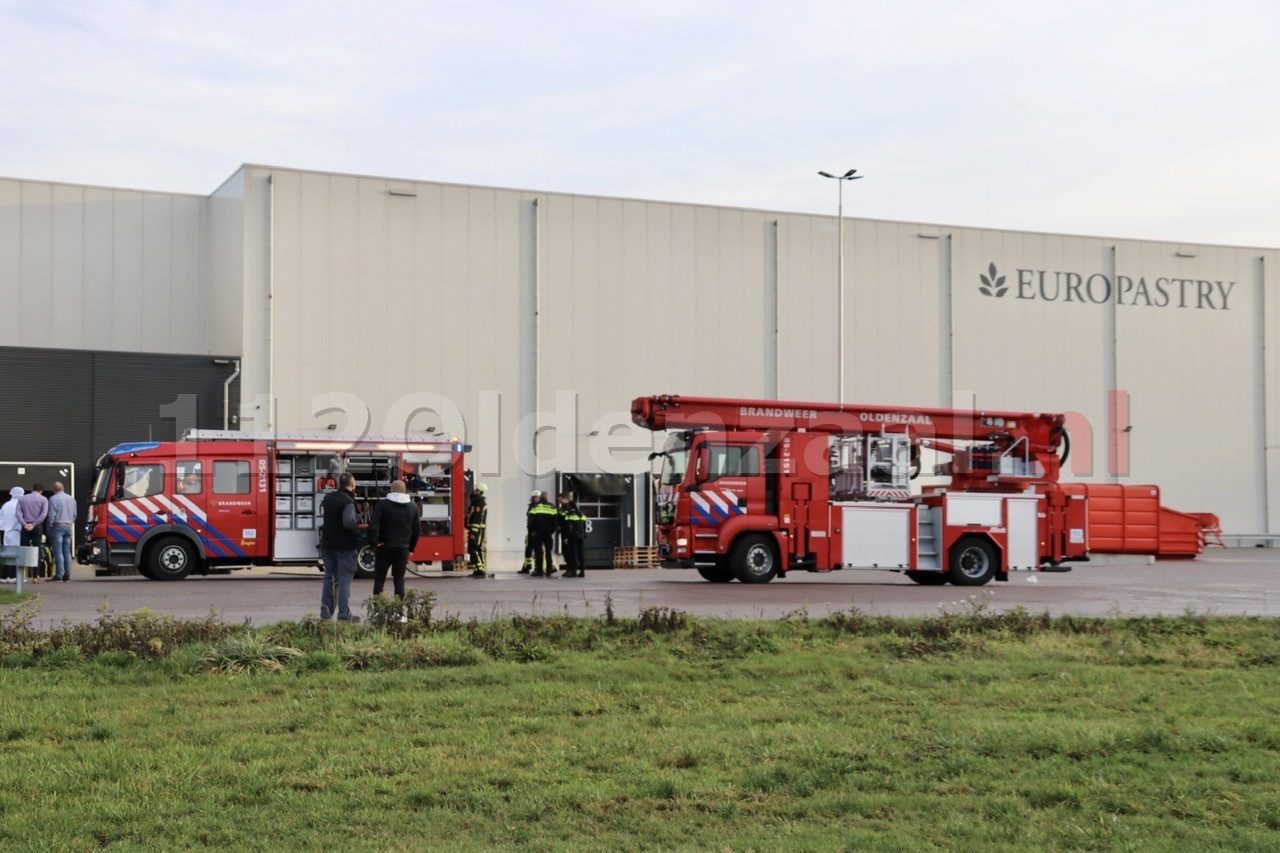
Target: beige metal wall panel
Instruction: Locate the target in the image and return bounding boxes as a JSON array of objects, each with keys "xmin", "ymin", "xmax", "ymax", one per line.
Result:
[
  {"xmin": 950, "ymin": 227, "xmax": 1111, "ymax": 482},
  {"xmin": 19, "ymin": 183, "xmax": 54, "ymax": 343},
  {"xmin": 110, "ymin": 190, "xmax": 145, "ymax": 349},
  {"xmin": 220, "ymin": 164, "xmax": 1278, "ymax": 543},
  {"xmin": 81, "ymin": 188, "xmax": 117, "ymax": 350},
  {"xmin": 776, "ymin": 213, "xmax": 838, "ymax": 401},
  {"xmin": 355, "ymin": 179, "xmax": 390, "ymax": 420},
  {"xmin": 847, "ymin": 220, "xmax": 942, "ymax": 407},
  {"xmin": 1115, "ymin": 240, "xmax": 1263, "ymax": 531},
  {"xmin": 0, "ymin": 181, "xmax": 19, "ymax": 345},
  {"xmin": 140, "ymin": 195, "xmax": 174, "ymax": 351},
  {"xmin": 50, "ymin": 184, "xmax": 85, "ymax": 346},
  {"xmin": 1264, "ymin": 250, "xmax": 1280, "ymax": 534},
  {"xmin": 236, "ymin": 170, "xmax": 272, "ymax": 427},
  {"xmin": 620, "ymin": 200, "xmax": 655, "ymax": 398},
  {"xmin": 206, "ymin": 170, "xmax": 245, "ymax": 357},
  {"xmin": 267, "ymin": 169, "xmax": 304, "ymax": 430},
  {"xmin": 641, "ymin": 203, "xmax": 675, "ymax": 391},
  {"xmin": 169, "ymin": 195, "xmax": 204, "ymax": 351},
  {"xmin": 0, "ymin": 179, "xmax": 209, "ymax": 354}
]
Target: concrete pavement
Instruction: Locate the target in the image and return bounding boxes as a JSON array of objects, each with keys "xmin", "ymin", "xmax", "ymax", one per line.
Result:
[{"xmin": 5, "ymin": 548, "xmax": 1278, "ymax": 630}]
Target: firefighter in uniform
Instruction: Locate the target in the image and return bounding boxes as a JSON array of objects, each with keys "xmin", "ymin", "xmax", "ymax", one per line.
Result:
[
  {"xmin": 519, "ymin": 491, "xmax": 539, "ymax": 573},
  {"xmin": 466, "ymin": 483, "xmax": 489, "ymax": 578},
  {"xmin": 557, "ymin": 493, "xmax": 588, "ymax": 578},
  {"xmin": 526, "ymin": 492, "xmax": 559, "ymax": 576}
]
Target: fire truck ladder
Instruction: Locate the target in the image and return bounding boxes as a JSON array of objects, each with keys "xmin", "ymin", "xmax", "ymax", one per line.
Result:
[{"xmin": 916, "ymin": 507, "xmax": 941, "ymax": 570}]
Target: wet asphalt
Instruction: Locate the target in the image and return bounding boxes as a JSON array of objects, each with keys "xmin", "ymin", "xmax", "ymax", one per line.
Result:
[{"xmin": 9, "ymin": 549, "xmax": 1279, "ymax": 630}]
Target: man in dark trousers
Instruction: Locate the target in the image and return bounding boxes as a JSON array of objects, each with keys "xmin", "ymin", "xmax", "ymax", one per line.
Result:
[
  {"xmin": 369, "ymin": 480, "xmax": 420, "ymax": 599},
  {"xmin": 557, "ymin": 492, "xmax": 588, "ymax": 578},
  {"xmin": 319, "ymin": 473, "xmax": 360, "ymax": 622},
  {"xmin": 16, "ymin": 484, "xmax": 49, "ymax": 584},
  {"xmin": 519, "ymin": 491, "xmax": 539, "ymax": 573},
  {"xmin": 466, "ymin": 483, "xmax": 489, "ymax": 578},
  {"xmin": 527, "ymin": 491, "xmax": 559, "ymax": 577}
]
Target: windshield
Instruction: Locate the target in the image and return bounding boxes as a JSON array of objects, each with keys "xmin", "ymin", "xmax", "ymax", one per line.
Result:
[
  {"xmin": 90, "ymin": 461, "xmax": 113, "ymax": 505},
  {"xmin": 660, "ymin": 434, "xmax": 692, "ymax": 486}
]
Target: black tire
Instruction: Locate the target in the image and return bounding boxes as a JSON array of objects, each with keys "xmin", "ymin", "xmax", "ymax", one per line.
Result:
[
  {"xmin": 147, "ymin": 537, "xmax": 196, "ymax": 581},
  {"xmin": 696, "ymin": 563, "xmax": 735, "ymax": 583},
  {"xmin": 354, "ymin": 544, "xmax": 377, "ymax": 580},
  {"xmin": 906, "ymin": 571, "xmax": 948, "ymax": 585},
  {"xmin": 948, "ymin": 536, "xmax": 998, "ymax": 586},
  {"xmin": 730, "ymin": 534, "xmax": 779, "ymax": 584}
]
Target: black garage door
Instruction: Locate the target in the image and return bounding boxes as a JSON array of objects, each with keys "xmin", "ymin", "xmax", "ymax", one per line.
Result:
[{"xmin": 0, "ymin": 346, "xmax": 240, "ymax": 523}]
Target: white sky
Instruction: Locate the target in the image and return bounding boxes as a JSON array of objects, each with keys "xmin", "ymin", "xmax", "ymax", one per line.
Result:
[{"xmin": 2, "ymin": 1, "xmax": 1277, "ymax": 246}]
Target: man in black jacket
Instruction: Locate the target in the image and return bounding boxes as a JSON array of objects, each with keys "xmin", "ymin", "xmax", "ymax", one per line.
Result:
[
  {"xmin": 320, "ymin": 473, "xmax": 360, "ymax": 622},
  {"xmin": 558, "ymin": 493, "xmax": 587, "ymax": 578},
  {"xmin": 369, "ymin": 480, "xmax": 421, "ymax": 599},
  {"xmin": 527, "ymin": 491, "xmax": 559, "ymax": 577}
]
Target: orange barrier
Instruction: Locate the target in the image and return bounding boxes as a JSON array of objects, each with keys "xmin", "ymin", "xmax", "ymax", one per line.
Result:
[{"xmin": 1058, "ymin": 484, "xmax": 1219, "ymax": 558}]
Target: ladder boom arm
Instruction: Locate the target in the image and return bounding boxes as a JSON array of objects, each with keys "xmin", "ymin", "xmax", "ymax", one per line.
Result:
[{"xmin": 632, "ymin": 394, "xmax": 1066, "ymax": 455}]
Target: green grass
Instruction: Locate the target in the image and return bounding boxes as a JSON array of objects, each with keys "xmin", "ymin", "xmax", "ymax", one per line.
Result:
[
  {"xmin": 0, "ymin": 598, "xmax": 1279, "ymax": 849},
  {"xmin": 0, "ymin": 590, "xmax": 34, "ymax": 607}
]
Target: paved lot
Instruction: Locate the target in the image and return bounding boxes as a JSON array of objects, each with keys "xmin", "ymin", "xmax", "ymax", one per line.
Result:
[{"xmin": 8, "ymin": 548, "xmax": 1279, "ymax": 630}]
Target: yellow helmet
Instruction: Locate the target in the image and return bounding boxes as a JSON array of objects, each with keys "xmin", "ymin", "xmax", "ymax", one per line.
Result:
[{"xmin": 475, "ymin": 483, "xmax": 488, "ymax": 495}]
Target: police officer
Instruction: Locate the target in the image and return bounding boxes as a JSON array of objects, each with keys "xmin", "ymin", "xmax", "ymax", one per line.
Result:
[
  {"xmin": 526, "ymin": 491, "xmax": 558, "ymax": 577},
  {"xmin": 519, "ymin": 491, "xmax": 539, "ymax": 573},
  {"xmin": 558, "ymin": 493, "xmax": 587, "ymax": 578},
  {"xmin": 466, "ymin": 483, "xmax": 489, "ymax": 578}
]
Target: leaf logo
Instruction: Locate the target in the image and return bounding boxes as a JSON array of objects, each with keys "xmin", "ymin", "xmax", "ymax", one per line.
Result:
[{"xmin": 979, "ymin": 262, "xmax": 1008, "ymax": 298}]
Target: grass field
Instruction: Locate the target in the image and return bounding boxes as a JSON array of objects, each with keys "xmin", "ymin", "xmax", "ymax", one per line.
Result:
[{"xmin": 1, "ymin": 594, "xmax": 1278, "ymax": 850}]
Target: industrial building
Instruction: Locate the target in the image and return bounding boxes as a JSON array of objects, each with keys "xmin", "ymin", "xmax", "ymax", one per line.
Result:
[{"xmin": 1, "ymin": 164, "xmax": 1276, "ymax": 561}]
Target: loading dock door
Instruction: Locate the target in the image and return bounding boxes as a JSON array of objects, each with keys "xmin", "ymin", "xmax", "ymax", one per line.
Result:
[{"xmin": 556, "ymin": 472, "xmax": 644, "ymax": 567}]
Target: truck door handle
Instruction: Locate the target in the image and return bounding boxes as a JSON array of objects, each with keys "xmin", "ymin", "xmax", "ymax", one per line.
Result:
[
  {"xmin": 738, "ymin": 498, "xmax": 748, "ymax": 507},
  {"xmin": 242, "ymin": 510, "xmax": 254, "ymax": 515}
]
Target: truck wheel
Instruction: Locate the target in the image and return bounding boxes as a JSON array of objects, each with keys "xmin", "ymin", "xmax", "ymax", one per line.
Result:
[
  {"xmin": 147, "ymin": 537, "xmax": 196, "ymax": 581},
  {"xmin": 948, "ymin": 537, "xmax": 997, "ymax": 586},
  {"xmin": 696, "ymin": 563, "xmax": 735, "ymax": 583},
  {"xmin": 731, "ymin": 534, "xmax": 778, "ymax": 584},
  {"xmin": 354, "ymin": 545, "xmax": 377, "ymax": 580},
  {"xmin": 906, "ymin": 571, "xmax": 947, "ymax": 585}
]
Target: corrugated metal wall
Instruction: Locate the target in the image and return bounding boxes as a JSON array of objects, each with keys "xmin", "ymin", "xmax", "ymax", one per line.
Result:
[
  {"xmin": 0, "ymin": 346, "xmax": 240, "ymax": 513},
  {"xmin": 0, "ymin": 178, "xmax": 209, "ymax": 354},
  {"xmin": 236, "ymin": 166, "xmax": 1278, "ymax": 542},
  {"xmin": 2, "ymin": 165, "xmax": 1275, "ymax": 545}
]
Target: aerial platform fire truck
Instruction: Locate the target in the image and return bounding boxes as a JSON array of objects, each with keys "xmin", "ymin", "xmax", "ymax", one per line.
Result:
[
  {"xmin": 632, "ymin": 395, "xmax": 1220, "ymax": 586},
  {"xmin": 79, "ymin": 431, "xmax": 472, "ymax": 580}
]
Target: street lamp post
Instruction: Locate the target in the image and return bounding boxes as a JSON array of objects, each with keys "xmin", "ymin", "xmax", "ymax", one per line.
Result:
[{"xmin": 818, "ymin": 168, "xmax": 862, "ymax": 404}]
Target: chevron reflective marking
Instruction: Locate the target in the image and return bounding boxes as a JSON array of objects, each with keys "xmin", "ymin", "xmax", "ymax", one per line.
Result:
[
  {"xmin": 166, "ymin": 489, "xmax": 245, "ymax": 555},
  {"xmin": 187, "ymin": 511, "xmax": 247, "ymax": 559},
  {"xmin": 154, "ymin": 495, "xmax": 189, "ymax": 521},
  {"xmin": 720, "ymin": 490, "xmax": 745, "ymax": 515},
  {"xmin": 174, "ymin": 494, "xmax": 206, "ymax": 522},
  {"xmin": 121, "ymin": 499, "xmax": 148, "ymax": 523},
  {"xmin": 136, "ymin": 497, "xmax": 164, "ymax": 521},
  {"xmin": 152, "ymin": 494, "xmax": 242, "ymax": 558},
  {"xmin": 706, "ymin": 490, "xmax": 731, "ymax": 520},
  {"xmin": 690, "ymin": 493, "xmax": 718, "ymax": 525},
  {"xmin": 107, "ymin": 504, "xmax": 144, "ymax": 541}
]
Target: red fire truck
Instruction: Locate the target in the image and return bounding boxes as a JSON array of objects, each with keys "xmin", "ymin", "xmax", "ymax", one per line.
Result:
[
  {"xmin": 79, "ymin": 430, "xmax": 472, "ymax": 580},
  {"xmin": 632, "ymin": 395, "xmax": 1220, "ymax": 585}
]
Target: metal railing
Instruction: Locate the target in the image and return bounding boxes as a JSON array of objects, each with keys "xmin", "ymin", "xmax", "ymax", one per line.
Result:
[{"xmin": 0, "ymin": 545, "xmax": 40, "ymax": 593}]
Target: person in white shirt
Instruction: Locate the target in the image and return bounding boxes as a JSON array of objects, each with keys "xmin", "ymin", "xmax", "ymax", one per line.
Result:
[{"xmin": 0, "ymin": 487, "xmax": 23, "ymax": 583}]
